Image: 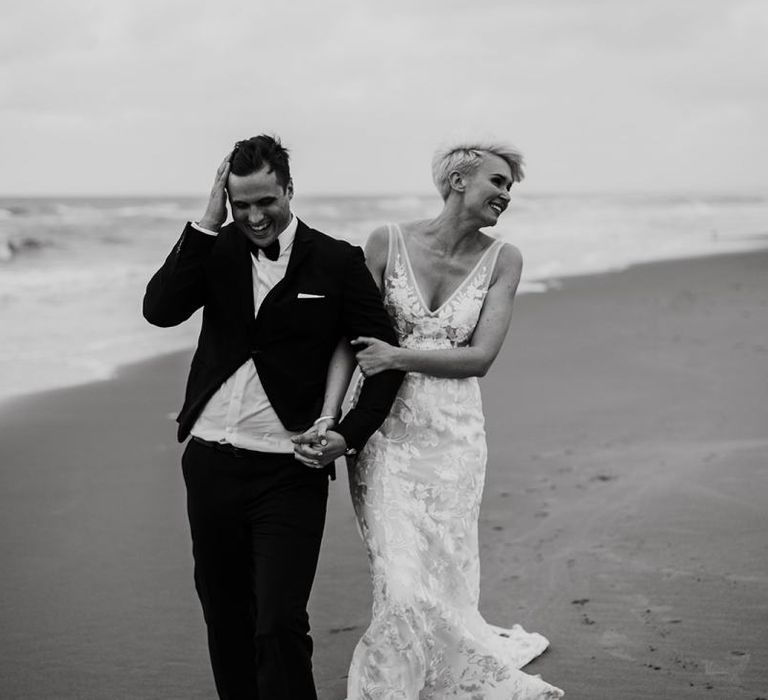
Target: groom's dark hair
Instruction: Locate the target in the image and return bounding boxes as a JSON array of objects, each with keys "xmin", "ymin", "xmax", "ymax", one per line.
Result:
[{"xmin": 229, "ymin": 135, "xmax": 291, "ymax": 190}]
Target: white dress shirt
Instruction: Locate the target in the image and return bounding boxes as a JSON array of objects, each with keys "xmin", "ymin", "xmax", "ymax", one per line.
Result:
[{"xmin": 189, "ymin": 215, "xmax": 301, "ymax": 453}]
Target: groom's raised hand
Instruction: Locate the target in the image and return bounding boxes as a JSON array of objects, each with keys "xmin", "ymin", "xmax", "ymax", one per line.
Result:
[{"xmin": 197, "ymin": 154, "xmax": 232, "ymax": 232}]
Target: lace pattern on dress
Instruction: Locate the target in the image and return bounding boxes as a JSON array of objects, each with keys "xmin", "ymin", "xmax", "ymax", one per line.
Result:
[{"xmin": 346, "ymin": 224, "xmax": 564, "ymax": 699}]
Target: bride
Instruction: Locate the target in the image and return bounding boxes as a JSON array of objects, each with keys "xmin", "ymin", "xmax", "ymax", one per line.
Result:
[{"xmin": 297, "ymin": 141, "xmax": 563, "ymax": 698}]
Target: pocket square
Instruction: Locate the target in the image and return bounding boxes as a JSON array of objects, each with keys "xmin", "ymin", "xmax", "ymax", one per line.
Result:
[{"xmin": 297, "ymin": 292, "xmax": 325, "ymax": 299}]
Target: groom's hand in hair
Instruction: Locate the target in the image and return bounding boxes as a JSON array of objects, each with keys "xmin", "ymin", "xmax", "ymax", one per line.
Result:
[
  {"xmin": 292, "ymin": 430, "xmax": 347, "ymax": 469},
  {"xmin": 197, "ymin": 153, "xmax": 232, "ymax": 232}
]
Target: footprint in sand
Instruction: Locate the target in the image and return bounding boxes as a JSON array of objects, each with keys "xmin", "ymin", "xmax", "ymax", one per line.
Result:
[
  {"xmin": 703, "ymin": 651, "xmax": 751, "ymax": 683},
  {"xmin": 571, "ymin": 599, "xmax": 597, "ymax": 626},
  {"xmin": 590, "ymin": 473, "xmax": 617, "ymax": 483},
  {"xmin": 671, "ymin": 653, "xmax": 701, "ymax": 673}
]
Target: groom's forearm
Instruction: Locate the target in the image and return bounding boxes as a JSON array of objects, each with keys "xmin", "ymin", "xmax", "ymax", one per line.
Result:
[
  {"xmin": 335, "ymin": 245, "xmax": 404, "ymax": 449},
  {"xmin": 335, "ymin": 368, "xmax": 403, "ymax": 450}
]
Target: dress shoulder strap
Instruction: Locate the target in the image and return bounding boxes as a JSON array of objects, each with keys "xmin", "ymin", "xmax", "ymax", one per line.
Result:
[
  {"xmin": 384, "ymin": 222, "xmax": 405, "ymax": 279},
  {"xmin": 476, "ymin": 239, "xmax": 506, "ymax": 291}
]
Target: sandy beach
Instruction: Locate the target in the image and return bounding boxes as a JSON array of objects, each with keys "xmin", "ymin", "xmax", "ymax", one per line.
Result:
[{"xmin": 1, "ymin": 249, "xmax": 767, "ymax": 700}]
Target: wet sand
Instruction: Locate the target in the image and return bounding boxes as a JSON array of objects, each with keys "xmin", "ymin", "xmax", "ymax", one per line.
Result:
[{"xmin": 1, "ymin": 250, "xmax": 767, "ymax": 699}]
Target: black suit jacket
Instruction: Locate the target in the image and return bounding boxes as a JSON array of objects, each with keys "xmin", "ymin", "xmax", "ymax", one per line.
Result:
[{"xmin": 143, "ymin": 220, "xmax": 403, "ymax": 450}]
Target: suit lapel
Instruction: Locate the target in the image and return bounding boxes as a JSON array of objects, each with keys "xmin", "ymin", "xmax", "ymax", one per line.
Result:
[
  {"xmin": 283, "ymin": 219, "xmax": 314, "ymax": 284},
  {"xmin": 226, "ymin": 225, "xmax": 256, "ymax": 323},
  {"xmin": 253, "ymin": 219, "xmax": 314, "ymax": 329}
]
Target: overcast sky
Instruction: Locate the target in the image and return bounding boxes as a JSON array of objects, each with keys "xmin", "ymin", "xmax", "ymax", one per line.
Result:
[{"xmin": 1, "ymin": 0, "xmax": 766, "ymax": 195}]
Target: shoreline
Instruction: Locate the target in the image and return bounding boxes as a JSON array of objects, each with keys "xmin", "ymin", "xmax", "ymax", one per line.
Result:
[
  {"xmin": 2, "ymin": 243, "xmax": 766, "ymax": 411},
  {"xmin": 1, "ymin": 248, "xmax": 767, "ymax": 699}
]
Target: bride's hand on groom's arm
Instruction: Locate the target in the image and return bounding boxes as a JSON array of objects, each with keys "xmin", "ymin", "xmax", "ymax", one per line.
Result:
[
  {"xmin": 292, "ymin": 429, "xmax": 347, "ymax": 468},
  {"xmin": 350, "ymin": 337, "xmax": 400, "ymax": 377}
]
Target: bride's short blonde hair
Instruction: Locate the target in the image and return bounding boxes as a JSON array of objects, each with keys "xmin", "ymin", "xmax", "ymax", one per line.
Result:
[{"xmin": 431, "ymin": 141, "xmax": 525, "ymax": 200}]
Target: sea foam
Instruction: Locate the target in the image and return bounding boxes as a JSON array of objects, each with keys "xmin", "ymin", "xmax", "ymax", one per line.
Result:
[{"xmin": 1, "ymin": 192, "xmax": 766, "ymax": 404}]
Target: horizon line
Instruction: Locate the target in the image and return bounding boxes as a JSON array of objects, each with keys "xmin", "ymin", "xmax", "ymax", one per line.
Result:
[{"xmin": 0, "ymin": 188, "xmax": 766, "ymax": 200}]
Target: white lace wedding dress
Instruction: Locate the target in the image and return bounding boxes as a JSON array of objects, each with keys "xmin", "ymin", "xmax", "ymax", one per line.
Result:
[{"xmin": 346, "ymin": 224, "xmax": 563, "ymax": 699}]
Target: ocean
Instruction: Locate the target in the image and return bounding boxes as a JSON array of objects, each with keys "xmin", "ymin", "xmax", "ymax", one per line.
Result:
[{"xmin": 1, "ymin": 192, "xmax": 766, "ymax": 403}]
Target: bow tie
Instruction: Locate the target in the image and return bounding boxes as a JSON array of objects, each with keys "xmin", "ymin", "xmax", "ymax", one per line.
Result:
[{"xmin": 248, "ymin": 238, "xmax": 280, "ymax": 262}]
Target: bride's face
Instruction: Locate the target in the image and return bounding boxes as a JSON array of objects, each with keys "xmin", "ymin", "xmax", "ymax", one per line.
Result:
[{"xmin": 460, "ymin": 154, "xmax": 513, "ymax": 227}]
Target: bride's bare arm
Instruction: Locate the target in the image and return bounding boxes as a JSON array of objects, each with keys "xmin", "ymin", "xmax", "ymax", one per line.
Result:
[
  {"xmin": 303, "ymin": 229, "xmax": 388, "ymax": 430},
  {"xmin": 319, "ymin": 338, "xmax": 357, "ymax": 424},
  {"xmin": 294, "ymin": 228, "xmax": 390, "ymax": 466},
  {"xmin": 292, "ymin": 337, "xmax": 357, "ymax": 466},
  {"xmin": 352, "ymin": 244, "xmax": 522, "ymax": 379},
  {"xmin": 316, "ymin": 226, "xmax": 387, "ymax": 415}
]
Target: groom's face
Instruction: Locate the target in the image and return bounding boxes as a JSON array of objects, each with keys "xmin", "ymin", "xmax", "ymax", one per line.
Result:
[{"xmin": 228, "ymin": 166, "xmax": 294, "ymax": 249}]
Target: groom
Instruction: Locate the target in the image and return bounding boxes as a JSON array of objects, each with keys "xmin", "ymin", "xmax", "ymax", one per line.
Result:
[{"xmin": 143, "ymin": 135, "xmax": 402, "ymax": 699}]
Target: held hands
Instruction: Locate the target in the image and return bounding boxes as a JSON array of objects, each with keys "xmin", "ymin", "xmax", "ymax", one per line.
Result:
[
  {"xmin": 292, "ymin": 418, "xmax": 347, "ymax": 469},
  {"xmin": 198, "ymin": 154, "xmax": 232, "ymax": 232},
  {"xmin": 351, "ymin": 337, "xmax": 399, "ymax": 377}
]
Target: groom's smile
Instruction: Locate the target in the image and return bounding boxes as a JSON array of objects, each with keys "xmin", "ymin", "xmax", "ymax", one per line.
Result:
[{"xmin": 228, "ymin": 166, "xmax": 293, "ymax": 249}]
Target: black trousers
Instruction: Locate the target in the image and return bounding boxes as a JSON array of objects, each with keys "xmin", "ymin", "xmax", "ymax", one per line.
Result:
[{"xmin": 182, "ymin": 439, "xmax": 329, "ymax": 700}]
